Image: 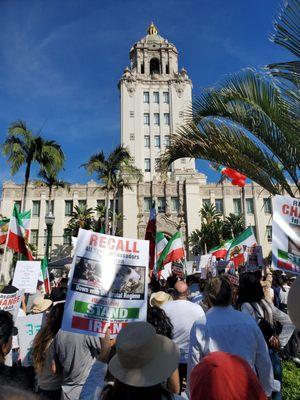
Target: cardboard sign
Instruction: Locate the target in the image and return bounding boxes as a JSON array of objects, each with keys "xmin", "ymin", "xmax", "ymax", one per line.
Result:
[
  {"xmin": 272, "ymin": 196, "xmax": 300, "ymax": 274},
  {"xmin": 244, "ymin": 245, "xmax": 263, "ymax": 271},
  {"xmin": 16, "ymin": 314, "xmax": 44, "ymax": 366},
  {"xmin": 12, "ymin": 261, "xmax": 41, "ymax": 294},
  {"xmin": 0, "ymin": 289, "xmax": 24, "ymax": 321},
  {"xmin": 62, "ymin": 229, "xmax": 149, "ymax": 338}
]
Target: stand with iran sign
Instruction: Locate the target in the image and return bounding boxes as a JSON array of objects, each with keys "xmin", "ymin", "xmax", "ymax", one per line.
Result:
[
  {"xmin": 272, "ymin": 195, "xmax": 300, "ymax": 274},
  {"xmin": 62, "ymin": 229, "xmax": 149, "ymax": 338}
]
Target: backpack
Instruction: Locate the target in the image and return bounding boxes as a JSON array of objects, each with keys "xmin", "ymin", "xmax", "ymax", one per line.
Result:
[{"xmin": 249, "ymin": 303, "xmax": 276, "ymax": 344}]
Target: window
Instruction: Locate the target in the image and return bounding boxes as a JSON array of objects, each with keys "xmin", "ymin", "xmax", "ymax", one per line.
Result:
[
  {"xmin": 154, "ymin": 113, "xmax": 160, "ymax": 125},
  {"xmin": 144, "ymin": 113, "xmax": 150, "ymax": 125},
  {"xmin": 141, "ymin": 63, "xmax": 144, "ymax": 74},
  {"xmin": 246, "ymin": 198, "xmax": 254, "ymax": 214},
  {"xmin": 153, "ymin": 92, "xmax": 159, "ymax": 103},
  {"xmin": 202, "ymin": 199, "xmax": 211, "ymax": 207},
  {"xmin": 171, "ymin": 197, "xmax": 179, "ymax": 212},
  {"xmin": 233, "ymin": 198, "xmax": 242, "ymax": 215},
  {"xmin": 65, "ymin": 200, "xmax": 73, "ymax": 216},
  {"xmin": 130, "ymin": 133, "xmax": 135, "ymax": 141},
  {"xmin": 154, "ymin": 135, "xmax": 161, "ymax": 148},
  {"xmin": 164, "ymin": 135, "xmax": 171, "ymax": 147},
  {"xmin": 155, "ymin": 158, "xmax": 160, "ymax": 171},
  {"xmin": 130, "ymin": 111, "xmax": 134, "ymax": 118},
  {"xmin": 163, "ymin": 92, "xmax": 169, "ymax": 103},
  {"xmin": 78, "ymin": 200, "xmax": 87, "ymax": 208},
  {"xmin": 32, "ymin": 201, "xmax": 40, "ymax": 217},
  {"xmin": 63, "ymin": 229, "xmax": 72, "ymax": 246},
  {"xmin": 143, "ymin": 91, "xmax": 149, "ymax": 103},
  {"xmin": 164, "ymin": 113, "xmax": 170, "ymax": 125},
  {"xmin": 266, "ymin": 226, "xmax": 272, "ymax": 242},
  {"xmin": 157, "ymin": 197, "xmax": 166, "ymax": 213},
  {"xmin": 144, "ymin": 158, "xmax": 151, "ymax": 172},
  {"xmin": 215, "ymin": 199, "xmax": 223, "ymax": 213},
  {"xmin": 264, "ymin": 198, "xmax": 272, "ymax": 214},
  {"xmin": 46, "ymin": 200, "xmax": 54, "ymax": 214},
  {"xmin": 144, "ymin": 136, "xmax": 150, "ymax": 148},
  {"xmin": 165, "ymin": 64, "xmax": 169, "ymax": 74},
  {"xmin": 144, "ymin": 197, "xmax": 152, "ymax": 212},
  {"xmin": 150, "ymin": 58, "xmax": 160, "ymax": 74},
  {"xmin": 30, "ymin": 230, "xmax": 38, "ymax": 247},
  {"xmin": 14, "ymin": 201, "xmax": 21, "ymax": 212}
]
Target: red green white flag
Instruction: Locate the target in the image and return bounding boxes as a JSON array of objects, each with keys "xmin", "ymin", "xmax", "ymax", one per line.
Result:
[
  {"xmin": 156, "ymin": 231, "xmax": 185, "ymax": 271},
  {"xmin": 209, "ymin": 239, "xmax": 233, "ymax": 259},
  {"xmin": 7, "ymin": 205, "xmax": 34, "ymax": 261},
  {"xmin": 154, "ymin": 231, "xmax": 168, "ymax": 275},
  {"xmin": 226, "ymin": 227, "xmax": 257, "ymax": 267},
  {"xmin": 41, "ymin": 256, "xmax": 51, "ymax": 295}
]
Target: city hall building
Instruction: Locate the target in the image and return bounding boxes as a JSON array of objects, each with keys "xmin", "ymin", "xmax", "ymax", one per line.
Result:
[{"xmin": 0, "ymin": 24, "xmax": 275, "ymax": 265}]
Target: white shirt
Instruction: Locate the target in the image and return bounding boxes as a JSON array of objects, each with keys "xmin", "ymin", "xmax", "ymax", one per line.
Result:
[
  {"xmin": 279, "ymin": 285, "xmax": 290, "ymax": 305},
  {"xmin": 188, "ymin": 305, "xmax": 280, "ymax": 397},
  {"xmin": 162, "ymin": 300, "xmax": 205, "ymax": 364}
]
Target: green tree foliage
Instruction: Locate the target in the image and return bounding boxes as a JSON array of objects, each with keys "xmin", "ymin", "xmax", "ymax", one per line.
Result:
[
  {"xmin": 68, "ymin": 205, "xmax": 94, "ymax": 237},
  {"xmin": 222, "ymin": 213, "xmax": 245, "ymax": 239},
  {"xmin": 2, "ymin": 121, "xmax": 65, "ymax": 210}
]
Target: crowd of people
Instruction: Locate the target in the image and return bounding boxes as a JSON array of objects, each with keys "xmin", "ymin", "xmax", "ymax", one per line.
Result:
[{"xmin": 0, "ymin": 265, "xmax": 298, "ymax": 400}]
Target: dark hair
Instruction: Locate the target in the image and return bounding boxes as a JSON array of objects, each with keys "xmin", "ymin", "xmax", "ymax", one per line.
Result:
[
  {"xmin": 147, "ymin": 306, "xmax": 173, "ymax": 339},
  {"xmin": 1, "ymin": 285, "xmax": 19, "ymax": 294},
  {"xmin": 237, "ymin": 272, "xmax": 264, "ymax": 307},
  {"xmin": 32, "ymin": 302, "xmax": 65, "ymax": 372},
  {"xmin": 101, "ymin": 380, "xmax": 172, "ymax": 400},
  {"xmin": 204, "ymin": 276, "xmax": 232, "ymax": 307},
  {"xmin": 0, "ymin": 311, "xmax": 14, "ymax": 363}
]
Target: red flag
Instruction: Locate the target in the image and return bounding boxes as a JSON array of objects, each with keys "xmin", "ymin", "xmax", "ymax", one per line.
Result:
[{"xmin": 145, "ymin": 206, "xmax": 156, "ymax": 271}]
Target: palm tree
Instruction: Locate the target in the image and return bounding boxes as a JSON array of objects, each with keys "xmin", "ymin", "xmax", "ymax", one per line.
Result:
[
  {"xmin": 2, "ymin": 121, "xmax": 65, "ymax": 210},
  {"xmin": 68, "ymin": 205, "xmax": 94, "ymax": 237},
  {"xmin": 200, "ymin": 203, "xmax": 222, "ymax": 225},
  {"xmin": 222, "ymin": 213, "xmax": 245, "ymax": 240},
  {"xmin": 160, "ymin": 2, "xmax": 300, "ymax": 196},
  {"xmin": 82, "ymin": 146, "xmax": 141, "ymax": 234},
  {"xmin": 93, "ymin": 202, "xmax": 108, "ymax": 233},
  {"xmin": 34, "ymin": 168, "xmax": 70, "ymax": 214}
]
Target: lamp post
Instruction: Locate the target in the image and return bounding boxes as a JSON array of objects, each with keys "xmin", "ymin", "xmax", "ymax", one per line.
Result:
[{"xmin": 45, "ymin": 212, "xmax": 55, "ymax": 260}]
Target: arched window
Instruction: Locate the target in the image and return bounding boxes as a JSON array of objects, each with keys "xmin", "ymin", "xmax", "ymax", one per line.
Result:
[{"xmin": 150, "ymin": 58, "xmax": 160, "ymax": 74}]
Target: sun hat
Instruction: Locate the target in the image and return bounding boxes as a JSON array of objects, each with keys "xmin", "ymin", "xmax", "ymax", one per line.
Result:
[
  {"xmin": 287, "ymin": 276, "xmax": 300, "ymax": 330},
  {"xmin": 149, "ymin": 291, "xmax": 173, "ymax": 307},
  {"xmin": 190, "ymin": 351, "xmax": 266, "ymax": 400},
  {"xmin": 109, "ymin": 321, "xmax": 179, "ymax": 387},
  {"xmin": 31, "ymin": 296, "xmax": 53, "ymax": 314}
]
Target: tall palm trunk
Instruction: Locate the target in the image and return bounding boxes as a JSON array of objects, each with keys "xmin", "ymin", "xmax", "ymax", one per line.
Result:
[
  {"xmin": 48, "ymin": 186, "xmax": 53, "ymax": 214},
  {"xmin": 105, "ymin": 189, "xmax": 110, "ymax": 234},
  {"xmin": 112, "ymin": 188, "xmax": 118, "ymax": 236},
  {"xmin": 22, "ymin": 161, "xmax": 31, "ymax": 212}
]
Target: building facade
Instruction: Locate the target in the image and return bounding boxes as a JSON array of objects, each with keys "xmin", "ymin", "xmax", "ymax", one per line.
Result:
[{"xmin": 0, "ymin": 24, "xmax": 277, "ymax": 269}]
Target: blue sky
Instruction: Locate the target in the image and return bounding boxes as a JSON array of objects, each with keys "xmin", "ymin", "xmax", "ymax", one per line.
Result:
[{"xmin": 0, "ymin": 0, "xmax": 291, "ymax": 185}]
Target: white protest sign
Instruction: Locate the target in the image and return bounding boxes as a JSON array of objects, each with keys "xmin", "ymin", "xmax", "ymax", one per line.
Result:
[
  {"xmin": 272, "ymin": 196, "xmax": 300, "ymax": 274},
  {"xmin": 12, "ymin": 261, "xmax": 41, "ymax": 294},
  {"xmin": 16, "ymin": 314, "xmax": 44, "ymax": 366},
  {"xmin": 197, "ymin": 254, "xmax": 212, "ymax": 278},
  {"xmin": 244, "ymin": 245, "xmax": 264, "ymax": 271},
  {"xmin": 0, "ymin": 289, "xmax": 24, "ymax": 322},
  {"xmin": 62, "ymin": 229, "xmax": 149, "ymax": 338}
]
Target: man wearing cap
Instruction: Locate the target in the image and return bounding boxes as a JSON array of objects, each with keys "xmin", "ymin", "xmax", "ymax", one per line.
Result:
[
  {"xmin": 161, "ymin": 280, "xmax": 205, "ymax": 391},
  {"xmin": 187, "ymin": 276, "xmax": 280, "ymax": 398}
]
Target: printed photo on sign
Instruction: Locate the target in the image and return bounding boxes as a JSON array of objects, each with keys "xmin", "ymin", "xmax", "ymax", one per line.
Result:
[{"xmin": 71, "ymin": 256, "xmax": 145, "ymax": 300}]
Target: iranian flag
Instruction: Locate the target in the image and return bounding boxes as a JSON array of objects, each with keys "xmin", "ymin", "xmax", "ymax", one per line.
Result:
[
  {"xmin": 41, "ymin": 256, "xmax": 51, "ymax": 294},
  {"xmin": 0, "ymin": 218, "xmax": 10, "ymax": 245},
  {"xmin": 7, "ymin": 205, "xmax": 34, "ymax": 260},
  {"xmin": 226, "ymin": 227, "xmax": 257, "ymax": 267},
  {"xmin": 19, "ymin": 210, "xmax": 31, "ymax": 240},
  {"xmin": 209, "ymin": 239, "xmax": 233, "ymax": 259},
  {"xmin": 145, "ymin": 206, "xmax": 156, "ymax": 271},
  {"xmin": 157, "ymin": 231, "xmax": 185, "ymax": 271},
  {"xmin": 154, "ymin": 231, "xmax": 168, "ymax": 275}
]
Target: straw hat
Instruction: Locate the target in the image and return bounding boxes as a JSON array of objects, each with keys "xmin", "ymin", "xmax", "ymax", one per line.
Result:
[
  {"xmin": 149, "ymin": 291, "xmax": 172, "ymax": 307},
  {"xmin": 31, "ymin": 296, "xmax": 52, "ymax": 314},
  {"xmin": 287, "ymin": 276, "xmax": 300, "ymax": 330},
  {"xmin": 109, "ymin": 321, "xmax": 179, "ymax": 387}
]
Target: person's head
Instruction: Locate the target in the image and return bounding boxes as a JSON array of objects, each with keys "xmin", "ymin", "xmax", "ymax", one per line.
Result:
[
  {"xmin": 190, "ymin": 351, "xmax": 266, "ymax": 400},
  {"xmin": 32, "ymin": 302, "xmax": 65, "ymax": 372},
  {"xmin": 30, "ymin": 296, "xmax": 52, "ymax": 314},
  {"xmin": 1, "ymin": 285, "xmax": 19, "ymax": 294},
  {"xmin": 173, "ymin": 281, "xmax": 189, "ymax": 300},
  {"xmin": 186, "ymin": 274, "xmax": 200, "ymax": 286},
  {"xmin": 105, "ymin": 321, "xmax": 179, "ymax": 400},
  {"xmin": 237, "ymin": 272, "xmax": 264, "ymax": 306},
  {"xmin": 149, "ymin": 291, "xmax": 172, "ymax": 308},
  {"xmin": 0, "ymin": 310, "xmax": 17, "ymax": 363},
  {"xmin": 147, "ymin": 306, "xmax": 173, "ymax": 339},
  {"xmin": 204, "ymin": 276, "xmax": 232, "ymax": 308}
]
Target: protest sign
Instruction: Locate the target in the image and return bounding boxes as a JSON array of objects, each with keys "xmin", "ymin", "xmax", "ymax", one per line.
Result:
[
  {"xmin": 272, "ymin": 196, "xmax": 300, "ymax": 274},
  {"xmin": 0, "ymin": 289, "xmax": 24, "ymax": 321},
  {"xmin": 62, "ymin": 229, "xmax": 149, "ymax": 338},
  {"xmin": 12, "ymin": 261, "xmax": 41, "ymax": 293},
  {"xmin": 196, "ymin": 254, "xmax": 213, "ymax": 279},
  {"xmin": 16, "ymin": 314, "xmax": 44, "ymax": 366},
  {"xmin": 244, "ymin": 245, "xmax": 263, "ymax": 271}
]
